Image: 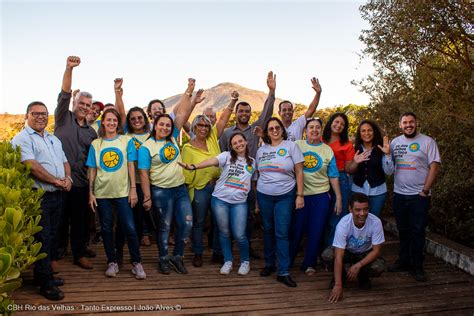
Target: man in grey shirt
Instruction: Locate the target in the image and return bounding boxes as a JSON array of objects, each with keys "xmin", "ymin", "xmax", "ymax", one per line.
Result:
[
  {"xmin": 219, "ymin": 71, "xmax": 276, "ymax": 258},
  {"xmin": 54, "ymin": 56, "xmax": 96, "ymax": 270},
  {"xmin": 388, "ymin": 112, "xmax": 441, "ymax": 282}
]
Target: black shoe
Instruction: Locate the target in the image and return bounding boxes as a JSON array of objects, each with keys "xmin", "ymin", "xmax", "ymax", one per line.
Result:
[
  {"xmin": 84, "ymin": 248, "xmax": 96, "ymax": 258},
  {"xmin": 411, "ymin": 269, "xmax": 427, "ymax": 282},
  {"xmin": 169, "ymin": 256, "xmax": 188, "ymax": 274},
  {"xmin": 33, "ymin": 277, "xmax": 65, "ymax": 287},
  {"xmin": 39, "ymin": 284, "xmax": 64, "ymax": 301},
  {"xmin": 276, "ymin": 275, "xmax": 297, "ymax": 288},
  {"xmin": 388, "ymin": 260, "xmax": 411, "ymax": 272},
  {"xmin": 211, "ymin": 253, "xmax": 224, "ymax": 264},
  {"xmin": 249, "ymin": 248, "xmax": 261, "ymax": 260},
  {"xmin": 193, "ymin": 254, "xmax": 203, "ymax": 267},
  {"xmin": 260, "ymin": 266, "xmax": 276, "ymax": 277},
  {"xmin": 159, "ymin": 258, "xmax": 171, "ymax": 275},
  {"xmin": 358, "ymin": 277, "xmax": 372, "ymax": 289}
]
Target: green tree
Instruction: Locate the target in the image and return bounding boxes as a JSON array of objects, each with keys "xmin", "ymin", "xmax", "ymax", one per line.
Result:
[{"xmin": 357, "ymin": 0, "xmax": 473, "ymax": 246}]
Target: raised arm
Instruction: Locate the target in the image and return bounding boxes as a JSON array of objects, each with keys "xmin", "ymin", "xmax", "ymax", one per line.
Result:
[
  {"xmin": 216, "ymin": 91, "xmax": 239, "ymax": 138},
  {"xmin": 62, "ymin": 56, "xmax": 80, "ymax": 93},
  {"xmin": 304, "ymin": 77, "xmax": 322, "ymax": 118},
  {"xmin": 56, "ymin": 56, "xmax": 80, "ymax": 125},
  {"xmin": 253, "ymin": 71, "xmax": 276, "ymax": 128},
  {"xmin": 114, "ymin": 78, "xmax": 127, "ymax": 128},
  {"xmin": 173, "ymin": 78, "xmax": 198, "ymax": 131}
]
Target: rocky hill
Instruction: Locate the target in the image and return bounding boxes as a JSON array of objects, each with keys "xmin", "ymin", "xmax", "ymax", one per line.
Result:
[{"xmin": 163, "ymin": 82, "xmax": 283, "ymax": 114}]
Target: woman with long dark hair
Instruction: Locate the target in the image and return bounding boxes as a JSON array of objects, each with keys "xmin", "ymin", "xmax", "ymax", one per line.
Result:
[
  {"xmin": 347, "ymin": 120, "xmax": 393, "ymax": 217},
  {"xmin": 180, "ymin": 132, "xmax": 255, "ymax": 275},
  {"xmin": 256, "ymin": 117, "xmax": 304, "ymax": 287},
  {"xmin": 322, "ymin": 112, "xmax": 355, "ymax": 247},
  {"xmin": 138, "ymin": 79, "xmax": 198, "ymax": 275}
]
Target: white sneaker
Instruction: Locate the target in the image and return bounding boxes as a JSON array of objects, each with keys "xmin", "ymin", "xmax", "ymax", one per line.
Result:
[
  {"xmin": 132, "ymin": 262, "xmax": 146, "ymax": 279},
  {"xmin": 105, "ymin": 262, "xmax": 119, "ymax": 277},
  {"xmin": 238, "ymin": 261, "xmax": 250, "ymax": 275},
  {"xmin": 220, "ymin": 261, "xmax": 233, "ymax": 275}
]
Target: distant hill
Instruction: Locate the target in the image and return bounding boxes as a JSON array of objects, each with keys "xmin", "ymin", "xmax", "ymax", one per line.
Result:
[{"xmin": 163, "ymin": 82, "xmax": 283, "ymax": 114}]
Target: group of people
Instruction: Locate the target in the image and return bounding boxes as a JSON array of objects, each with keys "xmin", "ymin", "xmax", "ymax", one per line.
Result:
[{"xmin": 11, "ymin": 56, "xmax": 441, "ymax": 303}]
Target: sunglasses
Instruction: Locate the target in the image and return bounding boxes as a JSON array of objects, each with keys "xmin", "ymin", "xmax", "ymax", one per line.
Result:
[
  {"xmin": 268, "ymin": 126, "xmax": 281, "ymax": 133},
  {"xmin": 196, "ymin": 123, "xmax": 211, "ymax": 129}
]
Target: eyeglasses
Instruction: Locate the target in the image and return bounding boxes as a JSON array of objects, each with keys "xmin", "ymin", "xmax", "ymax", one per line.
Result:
[
  {"xmin": 30, "ymin": 112, "xmax": 48, "ymax": 118},
  {"xmin": 268, "ymin": 126, "xmax": 281, "ymax": 132},
  {"xmin": 196, "ymin": 123, "xmax": 211, "ymax": 129},
  {"xmin": 131, "ymin": 116, "xmax": 144, "ymax": 122}
]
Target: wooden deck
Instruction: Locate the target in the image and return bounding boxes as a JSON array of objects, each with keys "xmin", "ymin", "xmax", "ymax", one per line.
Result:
[{"xmin": 11, "ymin": 234, "xmax": 474, "ymax": 315}]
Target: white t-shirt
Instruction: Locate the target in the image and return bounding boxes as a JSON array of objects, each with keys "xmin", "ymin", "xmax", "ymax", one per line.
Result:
[
  {"xmin": 285, "ymin": 115, "xmax": 306, "ymax": 141},
  {"xmin": 212, "ymin": 152, "xmax": 256, "ymax": 204},
  {"xmin": 333, "ymin": 213, "xmax": 385, "ymax": 254},
  {"xmin": 391, "ymin": 133, "xmax": 441, "ymax": 195},
  {"xmin": 256, "ymin": 140, "xmax": 304, "ymax": 195}
]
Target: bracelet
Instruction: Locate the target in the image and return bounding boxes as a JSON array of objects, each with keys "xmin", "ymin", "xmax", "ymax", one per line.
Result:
[
  {"xmin": 231, "ymin": 97, "xmax": 238, "ymax": 101},
  {"xmin": 143, "ymin": 198, "xmax": 151, "ymax": 203},
  {"xmin": 185, "ymin": 92, "xmax": 192, "ymax": 97},
  {"xmin": 296, "ymin": 193, "xmax": 304, "ymax": 197},
  {"xmin": 131, "ymin": 186, "xmax": 136, "ymax": 189},
  {"xmin": 115, "ymin": 88, "xmax": 123, "ymax": 92},
  {"xmin": 226, "ymin": 106, "xmax": 234, "ymax": 112},
  {"xmin": 66, "ymin": 175, "xmax": 73, "ymax": 184},
  {"xmin": 191, "ymin": 164, "xmax": 197, "ymax": 170}
]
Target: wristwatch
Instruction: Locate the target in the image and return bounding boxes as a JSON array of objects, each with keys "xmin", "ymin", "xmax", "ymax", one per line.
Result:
[{"xmin": 422, "ymin": 189, "xmax": 430, "ymax": 195}]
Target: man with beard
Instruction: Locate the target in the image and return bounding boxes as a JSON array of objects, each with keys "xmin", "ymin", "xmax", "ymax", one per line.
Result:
[
  {"xmin": 218, "ymin": 71, "xmax": 276, "ymax": 259},
  {"xmin": 278, "ymin": 77, "xmax": 322, "ymax": 141},
  {"xmin": 388, "ymin": 112, "xmax": 440, "ymax": 282}
]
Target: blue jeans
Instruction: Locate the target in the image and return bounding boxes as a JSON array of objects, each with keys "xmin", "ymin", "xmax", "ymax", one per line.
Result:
[
  {"xmin": 34, "ymin": 191, "xmax": 64, "ymax": 286},
  {"xmin": 151, "ymin": 184, "xmax": 193, "ymax": 257},
  {"xmin": 325, "ymin": 172, "xmax": 351, "ymax": 247},
  {"xmin": 257, "ymin": 188, "xmax": 295, "ymax": 276},
  {"xmin": 97, "ymin": 197, "xmax": 141, "ymax": 263},
  {"xmin": 290, "ymin": 192, "xmax": 330, "ymax": 270},
  {"xmin": 368, "ymin": 192, "xmax": 387, "ymax": 218},
  {"xmin": 393, "ymin": 193, "xmax": 430, "ymax": 269},
  {"xmin": 211, "ymin": 197, "xmax": 249, "ymax": 263},
  {"xmin": 191, "ymin": 183, "xmax": 221, "ymax": 255}
]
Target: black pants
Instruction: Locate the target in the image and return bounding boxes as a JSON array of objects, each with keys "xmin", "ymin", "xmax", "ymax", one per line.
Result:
[
  {"xmin": 393, "ymin": 193, "xmax": 430, "ymax": 269},
  {"xmin": 34, "ymin": 191, "xmax": 64, "ymax": 286},
  {"xmin": 57, "ymin": 186, "xmax": 90, "ymax": 260}
]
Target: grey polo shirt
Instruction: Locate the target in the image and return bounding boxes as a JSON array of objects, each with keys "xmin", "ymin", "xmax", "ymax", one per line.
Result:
[
  {"xmin": 54, "ymin": 91, "xmax": 97, "ymax": 187},
  {"xmin": 219, "ymin": 93, "xmax": 275, "ymax": 159}
]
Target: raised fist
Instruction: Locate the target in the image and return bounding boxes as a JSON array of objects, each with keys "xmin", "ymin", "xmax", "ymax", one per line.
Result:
[{"xmin": 67, "ymin": 56, "xmax": 81, "ymax": 68}]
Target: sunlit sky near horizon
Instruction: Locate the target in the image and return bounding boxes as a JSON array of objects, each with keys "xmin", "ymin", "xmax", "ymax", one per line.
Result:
[{"xmin": 1, "ymin": 0, "xmax": 372, "ymax": 114}]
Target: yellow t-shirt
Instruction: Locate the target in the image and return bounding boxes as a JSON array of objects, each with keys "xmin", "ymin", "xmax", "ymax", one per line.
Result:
[
  {"xmin": 128, "ymin": 132, "xmax": 150, "ymax": 184},
  {"xmin": 86, "ymin": 135, "xmax": 136, "ymax": 198},
  {"xmin": 181, "ymin": 126, "xmax": 221, "ymax": 200},
  {"xmin": 138, "ymin": 137, "xmax": 185, "ymax": 188},
  {"xmin": 296, "ymin": 140, "xmax": 339, "ymax": 195}
]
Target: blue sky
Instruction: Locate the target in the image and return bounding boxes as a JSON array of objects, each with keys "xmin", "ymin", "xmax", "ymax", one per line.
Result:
[{"xmin": 1, "ymin": 0, "xmax": 372, "ymax": 114}]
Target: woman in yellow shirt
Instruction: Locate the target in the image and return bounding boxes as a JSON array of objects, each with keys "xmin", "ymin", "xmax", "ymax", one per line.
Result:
[{"xmin": 181, "ymin": 90, "xmax": 238, "ymax": 268}]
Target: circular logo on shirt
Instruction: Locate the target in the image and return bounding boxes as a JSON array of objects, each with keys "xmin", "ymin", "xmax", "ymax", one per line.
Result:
[
  {"xmin": 100, "ymin": 147, "xmax": 123, "ymax": 172},
  {"xmin": 409, "ymin": 142, "xmax": 420, "ymax": 152},
  {"xmin": 303, "ymin": 151, "xmax": 323, "ymax": 172},
  {"xmin": 133, "ymin": 138, "xmax": 142, "ymax": 150},
  {"xmin": 277, "ymin": 148, "xmax": 287, "ymax": 157},
  {"xmin": 245, "ymin": 165, "xmax": 254, "ymax": 175},
  {"xmin": 159, "ymin": 142, "xmax": 179, "ymax": 163}
]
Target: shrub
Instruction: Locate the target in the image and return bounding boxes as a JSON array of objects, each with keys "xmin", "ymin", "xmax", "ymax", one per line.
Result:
[{"xmin": 0, "ymin": 141, "xmax": 45, "ymax": 314}]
